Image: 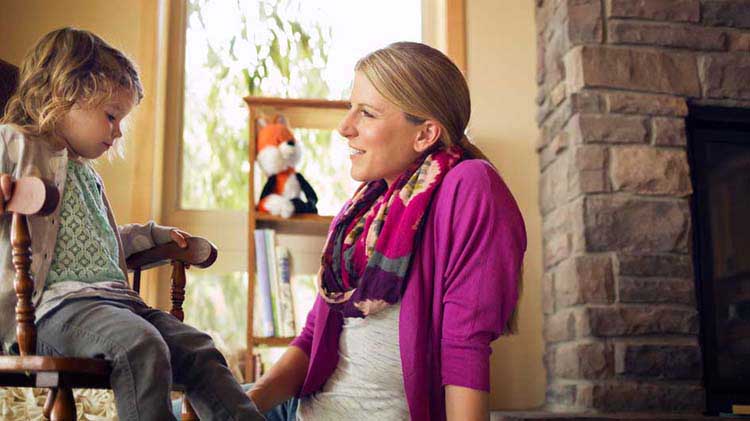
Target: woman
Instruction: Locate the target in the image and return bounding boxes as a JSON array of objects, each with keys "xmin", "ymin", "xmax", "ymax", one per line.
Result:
[{"xmin": 249, "ymin": 42, "xmax": 526, "ymax": 421}]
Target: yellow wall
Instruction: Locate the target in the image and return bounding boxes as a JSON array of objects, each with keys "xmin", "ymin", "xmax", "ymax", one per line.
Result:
[
  {"xmin": 0, "ymin": 0, "xmax": 161, "ymax": 227},
  {"xmin": 0, "ymin": 0, "xmax": 545, "ymax": 409},
  {"xmin": 467, "ymin": 0, "xmax": 545, "ymax": 409}
]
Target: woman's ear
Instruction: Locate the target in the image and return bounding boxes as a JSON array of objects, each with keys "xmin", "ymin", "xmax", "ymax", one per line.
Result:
[{"xmin": 413, "ymin": 120, "xmax": 442, "ymax": 153}]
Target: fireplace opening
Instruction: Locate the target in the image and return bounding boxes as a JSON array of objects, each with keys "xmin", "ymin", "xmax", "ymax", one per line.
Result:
[{"xmin": 687, "ymin": 106, "xmax": 750, "ymax": 415}]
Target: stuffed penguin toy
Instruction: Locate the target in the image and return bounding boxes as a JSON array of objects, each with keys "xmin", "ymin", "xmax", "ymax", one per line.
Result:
[{"xmin": 256, "ymin": 115, "xmax": 318, "ymax": 218}]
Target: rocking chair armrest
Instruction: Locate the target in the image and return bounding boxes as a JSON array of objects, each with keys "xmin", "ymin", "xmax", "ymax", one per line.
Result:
[{"xmin": 126, "ymin": 237, "xmax": 218, "ymax": 272}]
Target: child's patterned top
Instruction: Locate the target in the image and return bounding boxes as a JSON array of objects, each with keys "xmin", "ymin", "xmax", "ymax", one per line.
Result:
[{"xmin": 46, "ymin": 160, "xmax": 126, "ymax": 286}]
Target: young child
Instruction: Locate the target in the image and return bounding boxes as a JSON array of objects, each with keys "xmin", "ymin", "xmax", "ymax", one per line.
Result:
[{"xmin": 0, "ymin": 27, "xmax": 263, "ymax": 420}]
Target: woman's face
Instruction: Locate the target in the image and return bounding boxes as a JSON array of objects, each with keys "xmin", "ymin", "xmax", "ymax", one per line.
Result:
[{"xmin": 338, "ymin": 71, "xmax": 427, "ymax": 186}]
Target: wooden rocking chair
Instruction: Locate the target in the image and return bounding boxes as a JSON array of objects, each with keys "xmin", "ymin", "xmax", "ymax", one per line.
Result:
[{"xmin": 0, "ymin": 177, "xmax": 218, "ymax": 420}]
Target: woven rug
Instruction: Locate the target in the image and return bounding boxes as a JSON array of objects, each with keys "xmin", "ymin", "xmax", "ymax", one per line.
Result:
[{"xmin": 0, "ymin": 387, "xmax": 117, "ymax": 420}]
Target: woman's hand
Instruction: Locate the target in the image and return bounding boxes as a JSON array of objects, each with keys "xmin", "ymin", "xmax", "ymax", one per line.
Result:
[
  {"xmin": 445, "ymin": 385, "xmax": 489, "ymax": 421},
  {"xmin": 247, "ymin": 345, "xmax": 309, "ymax": 413},
  {"xmin": 0, "ymin": 174, "xmax": 12, "ymax": 215},
  {"xmin": 169, "ymin": 229, "xmax": 192, "ymax": 248}
]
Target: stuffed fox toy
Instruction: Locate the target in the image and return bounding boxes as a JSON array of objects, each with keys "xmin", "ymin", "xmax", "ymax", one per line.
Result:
[{"xmin": 256, "ymin": 115, "xmax": 318, "ymax": 218}]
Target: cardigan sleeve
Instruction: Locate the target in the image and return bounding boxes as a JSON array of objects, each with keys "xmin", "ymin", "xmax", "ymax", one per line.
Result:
[
  {"xmin": 290, "ymin": 294, "xmax": 324, "ymax": 356},
  {"xmin": 117, "ymin": 221, "xmax": 176, "ymax": 258},
  {"xmin": 0, "ymin": 125, "xmax": 22, "ymax": 178},
  {"xmin": 435, "ymin": 160, "xmax": 526, "ymax": 391},
  {"xmin": 85, "ymin": 165, "xmax": 175, "ymax": 259}
]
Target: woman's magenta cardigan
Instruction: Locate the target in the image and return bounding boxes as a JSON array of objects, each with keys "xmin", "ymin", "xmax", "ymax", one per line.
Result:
[{"xmin": 291, "ymin": 159, "xmax": 527, "ymax": 421}]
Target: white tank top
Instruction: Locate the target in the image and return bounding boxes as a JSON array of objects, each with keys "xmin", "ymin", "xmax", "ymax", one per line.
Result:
[{"xmin": 297, "ymin": 303, "xmax": 409, "ymax": 420}]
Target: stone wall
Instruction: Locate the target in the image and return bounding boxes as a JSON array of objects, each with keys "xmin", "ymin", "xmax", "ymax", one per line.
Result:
[{"xmin": 535, "ymin": 0, "xmax": 750, "ymax": 413}]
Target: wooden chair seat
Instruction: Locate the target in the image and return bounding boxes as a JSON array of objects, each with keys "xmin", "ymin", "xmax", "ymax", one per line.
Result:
[
  {"xmin": 0, "ymin": 356, "xmax": 111, "ymax": 390},
  {"xmin": 0, "ymin": 177, "xmax": 216, "ymax": 420},
  {"xmin": 0, "ymin": 355, "xmax": 111, "ymax": 376},
  {"xmin": 0, "ymin": 356, "xmax": 191, "ymax": 390}
]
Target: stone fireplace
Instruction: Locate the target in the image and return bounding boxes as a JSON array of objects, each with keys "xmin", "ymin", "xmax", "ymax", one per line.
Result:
[{"xmin": 535, "ymin": 0, "xmax": 750, "ymax": 414}]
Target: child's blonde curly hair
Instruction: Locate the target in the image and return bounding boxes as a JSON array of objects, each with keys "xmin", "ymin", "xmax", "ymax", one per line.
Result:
[{"xmin": 1, "ymin": 27, "xmax": 143, "ymax": 145}]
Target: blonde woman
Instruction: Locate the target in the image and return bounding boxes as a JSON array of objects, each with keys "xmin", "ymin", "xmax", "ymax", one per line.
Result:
[
  {"xmin": 249, "ymin": 42, "xmax": 527, "ymax": 421},
  {"xmin": 0, "ymin": 27, "xmax": 262, "ymax": 420}
]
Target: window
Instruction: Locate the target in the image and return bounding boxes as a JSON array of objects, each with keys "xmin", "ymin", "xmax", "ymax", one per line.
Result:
[
  {"xmin": 180, "ymin": 0, "xmax": 421, "ymax": 212},
  {"xmin": 160, "ymin": 0, "xmax": 465, "ymax": 363}
]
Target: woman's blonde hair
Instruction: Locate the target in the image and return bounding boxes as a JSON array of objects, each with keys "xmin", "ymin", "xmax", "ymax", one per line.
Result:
[
  {"xmin": 355, "ymin": 42, "xmax": 487, "ymax": 160},
  {"xmin": 1, "ymin": 27, "xmax": 143, "ymax": 142}
]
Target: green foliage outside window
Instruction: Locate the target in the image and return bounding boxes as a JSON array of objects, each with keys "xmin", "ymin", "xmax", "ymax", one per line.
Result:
[
  {"xmin": 184, "ymin": 272, "xmax": 248, "ymax": 351},
  {"xmin": 181, "ymin": 0, "xmax": 340, "ymax": 211}
]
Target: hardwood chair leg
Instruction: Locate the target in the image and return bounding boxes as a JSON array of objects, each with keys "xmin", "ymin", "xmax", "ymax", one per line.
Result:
[
  {"xmin": 44, "ymin": 388, "xmax": 57, "ymax": 419},
  {"xmin": 181, "ymin": 395, "xmax": 199, "ymax": 420},
  {"xmin": 50, "ymin": 387, "xmax": 76, "ymax": 421}
]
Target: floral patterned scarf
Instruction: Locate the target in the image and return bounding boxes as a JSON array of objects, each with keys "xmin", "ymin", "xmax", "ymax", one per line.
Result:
[{"xmin": 319, "ymin": 145, "xmax": 464, "ymax": 317}]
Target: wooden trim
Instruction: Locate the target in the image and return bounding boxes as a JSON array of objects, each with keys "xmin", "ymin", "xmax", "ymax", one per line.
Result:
[
  {"xmin": 246, "ymin": 104, "xmax": 257, "ymax": 382},
  {"xmin": 446, "ymin": 0, "xmax": 466, "ymax": 75},
  {"xmin": 256, "ymin": 213, "xmax": 333, "ymax": 223},
  {"xmin": 252, "ymin": 337, "xmax": 294, "ymax": 347},
  {"xmin": 244, "ymin": 96, "xmax": 349, "ymax": 109},
  {"xmin": 158, "ymin": 0, "xmax": 189, "ymax": 309},
  {"xmin": 256, "ymin": 214, "xmax": 332, "ymax": 236},
  {"xmin": 256, "ymin": 213, "xmax": 333, "ymax": 232},
  {"xmin": 164, "ymin": 0, "xmax": 188, "ymax": 213}
]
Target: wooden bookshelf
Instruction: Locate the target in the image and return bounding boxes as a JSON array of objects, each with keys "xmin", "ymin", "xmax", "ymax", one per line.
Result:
[
  {"xmin": 246, "ymin": 96, "xmax": 348, "ymax": 381},
  {"xmin": 256, "ymin": 213, "xmax": 332, "ymax": 224},
  {"xmin": 256, "ymin": 213, "xmax": 332, "ymax": 235},
  {"xmin": 252, "ymin": 337, "xmax": 295, "ymax": 347}
]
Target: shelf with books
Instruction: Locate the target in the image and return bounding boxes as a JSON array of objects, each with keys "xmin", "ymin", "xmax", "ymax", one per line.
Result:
[
  {"xmin": 246, "ymin": 96, "xmax": 350, "ymax": 382},
  {"xmin": 255, "ymin": 213, "xmax": 333, "ymax": 235}
]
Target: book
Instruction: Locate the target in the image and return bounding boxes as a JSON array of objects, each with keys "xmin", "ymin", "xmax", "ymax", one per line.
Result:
[
  {"xmin": 251, "ymin": 271, "xmax": 265, "ymax": 340},
  {"xmin": 276, "ymin": 246, "xmax": 296, "ymax": 337},
  {"xmin": 253, "ymin": 229, "xmax": 274, "ymax": 337},
  {"xmin": 264, "ymin": 229, "xmax": 281, "ymax": 336},
  {"xmin": 252, "ymin": 354, "xmax": 263, "ymax": 380}
]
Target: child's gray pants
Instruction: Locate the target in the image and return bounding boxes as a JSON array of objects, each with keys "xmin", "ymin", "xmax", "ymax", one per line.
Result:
[{"xmin": 36, "ymin": 297, "xmax": 263, "ymax": 421}]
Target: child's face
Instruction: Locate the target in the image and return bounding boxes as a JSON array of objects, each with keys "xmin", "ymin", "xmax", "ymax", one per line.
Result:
[{"xmin": 58, "ymin": 89, "xmax": 135, "ymax": 159}]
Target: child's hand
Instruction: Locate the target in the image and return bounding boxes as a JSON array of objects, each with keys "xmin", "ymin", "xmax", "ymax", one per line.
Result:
[
  {"xmin": 0, "ymin": 174, "xmax": 12, "ymax": 215},
  {"xmin": 169, "ymin": 229, "xmax": 192, "ymax": 248}
]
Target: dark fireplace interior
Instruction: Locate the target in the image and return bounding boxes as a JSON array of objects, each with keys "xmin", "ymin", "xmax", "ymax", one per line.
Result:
[{"xmin": 688, "ymin": 106, "xmax": 750, "ymax": 414}]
